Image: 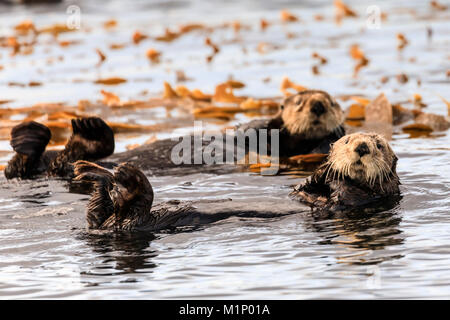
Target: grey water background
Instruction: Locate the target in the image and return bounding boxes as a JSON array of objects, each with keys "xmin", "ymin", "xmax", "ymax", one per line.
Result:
[{"xmin": 0, "ymin": 0, "xmax": 449, "ymax": 299}]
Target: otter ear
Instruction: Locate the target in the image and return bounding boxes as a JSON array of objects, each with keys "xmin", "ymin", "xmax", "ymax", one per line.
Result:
[
  {"xmin": 391, "ymin": 155, "xmax": 398, "ymax": 173},
  {"xmin": 331, "ymin": 98, "xmax": 341, "ymax": 109}
]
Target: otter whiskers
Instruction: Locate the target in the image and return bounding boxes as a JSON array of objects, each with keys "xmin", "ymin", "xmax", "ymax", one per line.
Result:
[{"xmin": 291, "ymin": 132, "xmax": 401, "ymax": 211}]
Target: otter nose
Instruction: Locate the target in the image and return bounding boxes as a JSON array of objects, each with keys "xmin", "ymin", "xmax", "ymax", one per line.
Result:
[
  {"xmin": 355, "ymin": 142, "xmax": 370, "ymax": 157},
  {"xmin": 310, "ymin": 101, "xmax": 326, "ymax": 117}
]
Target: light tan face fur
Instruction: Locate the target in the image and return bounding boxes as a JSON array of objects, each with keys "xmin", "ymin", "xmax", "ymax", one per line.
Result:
[
  {"xmin": 326, "ymin": 133, "xmax": 397, "ymax": 187},
  {"xmin": 281, "ymin": 90, "xmax": 344, "ymax": 139}
]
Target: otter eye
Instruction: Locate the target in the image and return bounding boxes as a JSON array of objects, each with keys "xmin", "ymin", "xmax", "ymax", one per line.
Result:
[
  {"xmin": 295, "ymin": 103, "xmax": 304, "ymax": 112},
  {"xmin": 345, "ymin": 138, "xmax": 350, "ymax": 144},
  {"xmin": 280, "ymin": 104, "xmax": 284, "ymax": 110},
  {"xmin": 295, "ymin": 96, "xmax": 302, "ymax": 104},
  {"xmin": 376, "ymin": 142, "xmax": 383, "ymax": 149}
]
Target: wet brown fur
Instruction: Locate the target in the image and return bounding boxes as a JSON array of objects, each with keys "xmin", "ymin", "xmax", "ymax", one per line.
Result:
[
  {"xmin": 290, "ymin": 132, "xmax": 401, "ymax": 212},
  {"xmin": 238, "ymin": 90, "xmax": 346, "ymax": 156},
  {"xmin": 5, "ymin": 117, "xmax": 114, "ymax": 179},
  {"xmin": 280, "ymin": 90, "xmax": 344, "ymax": 139},
  {"xmin": 73, "ymin": 160, "xmax": 182, "ymax": 231}
]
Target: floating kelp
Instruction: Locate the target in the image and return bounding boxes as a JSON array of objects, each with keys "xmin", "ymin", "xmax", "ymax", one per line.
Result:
[
  {"xmin": 213, "ymin": 83, "xmax": 247, "ymax": 103},
  {"xmin": 280, "ymin": 10, "xmax": 299, "ymax": 23},
  {"xmin": 94, "ymin": 77, "xmax": 127, "ymax": 85},
  {"xmin": 280, "ymin": 77, "xmax": 307, "ymax": 96},
  {"xmin": 334, "ymin": 0, "xmax": 358, "ymax": 24},
  {"xmin": 132, "ymin": 31, "xmax": 148, "ymax": 44},
  {"xmin": 96, "ymin": 48, "xmax": 106, "ymax": 66},
  {"xmin": 350, "ymin": 44, "xmax": 369, "ymax": 77},
  {"xmin": 397, "ymin": 33, "xmax": 409, "ymax": 51},
  {"xmin": 205, "ymin": 37, "xmax": 220, "ymax": 63},
  {"xmin": 146, "ymin": 48, "xmax": 161, "ymax": 63}
]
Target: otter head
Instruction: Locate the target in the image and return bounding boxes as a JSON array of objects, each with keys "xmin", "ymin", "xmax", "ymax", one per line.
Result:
[
  {"xmin": 113, "ymin": 162, "xmax": 154, "ymax": 205},
  {"xmin": 326, "ymin": 133, "xmax": 398, "ymax": 187},
  {"xmin": 280, "ymin": 90, "xmax": 344, "ymax": 139}
]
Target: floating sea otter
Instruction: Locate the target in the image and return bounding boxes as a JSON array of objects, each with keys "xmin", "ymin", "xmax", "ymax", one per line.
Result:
[
  {"xmin": 72, "ymin": 160, "xmax": 306, "ymax": 231},
  {"xmin": 290, "ymin": 132, "xmax": 401, "ymax": 212},
  {"xmin": 4, "ymin": 117, "xmax": 114, "ymax": 179},
  {"xmin": 5, "ymin": 90, "xmax": 344, "ymax": 178},
  {"xmin": 73, "ymin": 132, "xmax": 400, "ymax": 231},
  {"xmin": 72, "ymin": 160, "xmax": 187, "ymax": 231},
  {"xmin": 237, "ymin": 89, "xmax": 346, "ymax": 156},
  {"xmin": 108, "ymin": 89, "xmax": 346, "ymax": 175}
]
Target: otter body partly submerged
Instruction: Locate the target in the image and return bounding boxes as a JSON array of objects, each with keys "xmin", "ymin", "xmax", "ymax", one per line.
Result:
[
  {"xmin": 3, "ymin": 90, "xmax": 353, "ymax": 231},
  {"xmin": 236, "ymin": 90, "xmax": 346, "ymax": 157},
  {"xmin": 290, "ymin": 132, "xmax": 401, "ymax": 212},
  {"xmin": 108, "ymin": 89, "xmax": 346, "ymax": 174},
  {"xmin": 5, "ymin": 90, "xmax": 345, "ymax": 179}
]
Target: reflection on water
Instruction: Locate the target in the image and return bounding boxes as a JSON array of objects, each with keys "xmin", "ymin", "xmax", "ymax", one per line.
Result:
[
  {"xmin": 78, "ymin": 203, "xmax": 406, "ymax": 279},
  {"xmin": 79, "ymin": 231, "xmax": 158, "ymax": 275},
  {"xmin": 77, "ymin": 225, "xmax": 206, "ymax": 277},
  {"xmin": 305, "ymin": 204, "xmax": 404, "ymax": 264}
]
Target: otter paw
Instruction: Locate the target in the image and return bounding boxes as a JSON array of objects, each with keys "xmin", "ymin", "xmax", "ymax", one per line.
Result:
[
  {"xmin": 70, "ymin": 117, "xmax": 115, "ymax": 160},
  {"xmin": 10, "ymin": 121, "xmax": 51, "ymax": 156},
  {"xmin": 113, "ymin": 163, "xmax": 144, "ymax": 191},
  {"xmin": 72, "ymin": 117, "xmax": 109, "ymax": 139},
  {"xmin": 73, "ymin": 160, "xmax": 113, "ymax": 178}
]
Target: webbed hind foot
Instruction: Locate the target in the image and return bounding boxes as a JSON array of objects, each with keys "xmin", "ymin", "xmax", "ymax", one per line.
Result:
[
  {"xmin": 5, "ymin": 121, "xmax": 51, "ymax": 179},
  {"xmin": 48, "ymin": 117, "xmax": 115, "ymax": 177}
]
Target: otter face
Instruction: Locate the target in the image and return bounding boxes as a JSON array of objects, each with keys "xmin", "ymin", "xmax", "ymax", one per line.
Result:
[
  {"xmin": 113, "ymin": 162, "xmax": 154, "ymax": 202},
  {"xmin": 281, "ymin": 90, "xmax": 344, "ymax": 139},
  {"xmin": 326, "ymin": 133, "xmax": 397, "ymax": 187}
]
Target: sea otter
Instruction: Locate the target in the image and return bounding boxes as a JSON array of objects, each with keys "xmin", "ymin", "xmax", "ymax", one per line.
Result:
[
  {"xmin": 4, "ymin": 90, "xmax": 344, "ymax": 178},
  {"xmin": 290, "ymin": 132, "xmax": 401, "ymax": 212},
  {"xmin": 71, "ymin": 160, "xmax": 305, "ymax": 231},
  {"xmin": 73, "ymin": 160, "xmax": 175, "ymax": 231},
  {"xmin": 237, "ymin": 89, "xmax": 346, "ymax": 156},
  {"xmin": 108, "ymin": 90, "xmax": 346, "ymax": 175},
  {"xmin": 4, "ymin": 117, "xmax": 114, "ymax": 179}
]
